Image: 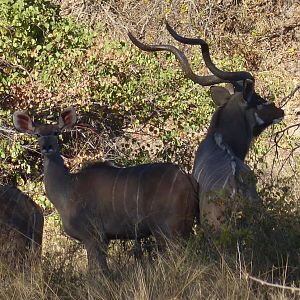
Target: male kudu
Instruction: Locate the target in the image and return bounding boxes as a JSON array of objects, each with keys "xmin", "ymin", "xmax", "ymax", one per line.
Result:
[
  {"xmin": 0, "ymin": 185, "xmax": 43, "ymax": 268},
  {"xmin": 128, "ymin": 22, "xmax": 284, "ymax": 228},
  {"xmin": 13, "ymin": 107, "xmax": 198, "ymax": 272}
]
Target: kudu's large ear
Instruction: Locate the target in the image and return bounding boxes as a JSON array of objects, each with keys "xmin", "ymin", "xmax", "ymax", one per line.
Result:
[
  {"xmin": 210, "ymin": 86, "xmax": 231, "ymax": 107},
  {"xmin": 13, "ymin": 111, "xmax": 35, "ymax": 134},
  {"xmin": 59, "ymin": 107, "xmax": 77, "ymax": 130},
  {"xmin": 243, "ymin": 79, "xmax": 255, "ymax": 104}
]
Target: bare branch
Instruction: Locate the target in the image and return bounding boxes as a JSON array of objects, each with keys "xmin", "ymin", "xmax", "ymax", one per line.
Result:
[
  {"xmin": 246, "ymin": 274, "xmax": 300, "ymax": 294},
  {"xmin": 0, "ymin": 126, "xmax": 15, "ymax": 135},
  {"xmin": 280, "ymin": 84, "xmax": 300, "ymax": 108},
  {"xmin": 275, "ymin": 123, "xmax": 300, "ymax": 140},
  {"xmin": 270, "ymin": 122, "xmax": 300, "ymax": 176}
]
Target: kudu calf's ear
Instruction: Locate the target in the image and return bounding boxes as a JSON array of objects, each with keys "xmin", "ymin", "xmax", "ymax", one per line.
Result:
[
  {"xmin": 210, "ymin": 86, "xmax": 231, "ymax": 107},
  {"xmin": 13, "ymin": 112, "xmax": 35, "ymax": 134},
  {"xmin": 59, "ymin": 107, "xmax": 77, "ymax": 130}
]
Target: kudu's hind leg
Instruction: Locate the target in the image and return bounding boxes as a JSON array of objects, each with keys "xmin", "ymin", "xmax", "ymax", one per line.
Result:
[
  {"xmin": 153, "ymin": 221, "xmax": 188, "ymax": 254},
  {"xmin": 133, "ymin": 238, "xmax": 143, "ymax": 260},
  {"xmin": 153, "ymin": 230, "xmax": 168, "ymax": 253}
]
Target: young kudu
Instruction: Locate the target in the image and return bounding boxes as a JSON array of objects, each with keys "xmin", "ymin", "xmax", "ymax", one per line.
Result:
[
  {"xmin": 128, "ymin": 22, "xmax": 284, "ymax": 228},
  {"xmin": 13, "ymin": 107, "xmax": 198, "ymax": 273},
  {"xmin": 0, "ymin": 185, "xmax": 43, "ymax": 268}
]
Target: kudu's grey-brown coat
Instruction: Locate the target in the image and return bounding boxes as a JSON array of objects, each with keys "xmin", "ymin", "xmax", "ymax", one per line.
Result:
[
  {"xmin": 0, "ymin": 185, "xmax": 43, "ymax": 267},
  {"xmin": 13, "ymin": 108, "xmax": 198, "ymax": 272},
  {"xmin": 128, "ymin": 21, "xmax": 284, "ymax": 228}
]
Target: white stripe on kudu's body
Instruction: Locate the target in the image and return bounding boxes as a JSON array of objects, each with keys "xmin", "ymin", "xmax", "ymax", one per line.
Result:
[
  {"xmin": 111, "ymin": 168, "xmax": 122, "ymax": 215},
  {"xmin": 13, "ymin": 108, "xmax": 198, "ymax": 273}
]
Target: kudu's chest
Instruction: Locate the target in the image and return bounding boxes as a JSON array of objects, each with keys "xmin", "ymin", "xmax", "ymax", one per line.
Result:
[{"xmin": 193, "ymin": 134, "xmax": 257, "ymax": 199}]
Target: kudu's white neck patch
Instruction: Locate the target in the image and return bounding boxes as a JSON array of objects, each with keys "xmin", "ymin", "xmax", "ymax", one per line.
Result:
[
  {"xmin": 254, "ymin": 112, "xmax": 265, "ymax": 125},
  {"xmin": 257, "ymin": 101, "xmax": 272, "ymax": 110}
]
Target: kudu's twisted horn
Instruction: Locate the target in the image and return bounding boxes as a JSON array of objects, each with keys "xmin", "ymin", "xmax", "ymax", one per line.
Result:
[
  {"xmin": 128, "ymin": 32, "xmax": 224, "ymax": 86},
  {"xmin": 165, "ymin": 21, "xmax": 254, "ymax": 83},
  {"xmin": 128, "ymin": 21, "xmax": 255, "ymax": 91}
]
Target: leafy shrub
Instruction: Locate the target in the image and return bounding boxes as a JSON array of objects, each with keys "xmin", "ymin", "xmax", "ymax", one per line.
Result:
[{"xmin": 0, "ymin": 0, "xmax": 95, "ymax": 92}]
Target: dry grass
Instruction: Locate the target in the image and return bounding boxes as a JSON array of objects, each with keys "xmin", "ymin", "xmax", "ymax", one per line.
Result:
[{"xmin": 0, "ymin": 234, "xmax": 298, "ymax": 300}]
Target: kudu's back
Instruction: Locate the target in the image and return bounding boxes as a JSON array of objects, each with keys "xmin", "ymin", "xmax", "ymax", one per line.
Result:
[
  {"xmin": 0, "ymin": 185, "xmax": 44, "ymax": 267},
  {"xmin": 66, "ymin": 162, "xmax": 198, "ymax": 240}
]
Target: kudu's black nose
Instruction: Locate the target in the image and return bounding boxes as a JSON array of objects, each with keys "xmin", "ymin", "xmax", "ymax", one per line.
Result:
[{"xmin": 41, "ymin": 145, "xmax": 54, "ymax": 154}]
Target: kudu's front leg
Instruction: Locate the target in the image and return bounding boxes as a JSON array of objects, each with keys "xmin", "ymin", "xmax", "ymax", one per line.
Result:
[
  {"xmin": 85, "ymin": 238, "xmax": 109, "ymax": 276},
  {"xmin": 133, "ymin": 238, "xmax": 143, "ymax": 260}
]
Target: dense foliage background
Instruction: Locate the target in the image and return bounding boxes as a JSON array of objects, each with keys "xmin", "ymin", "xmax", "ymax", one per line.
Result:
[{"xmin": 0, "ymin": 0, "xmax": 299, "ymax": 298}]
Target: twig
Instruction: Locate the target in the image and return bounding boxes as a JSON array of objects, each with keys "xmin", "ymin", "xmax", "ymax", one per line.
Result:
[
  {"xmin": 246, "ymin": 274, "xmax": 300, "ymax": 294},
  {"xmin": 280, "ymin": 84, "xmax": 300, "ymax": 108},
  {"xmin": 75, "ymin": 123, "xmax": 102, "ymax": 137},
  {"xmin": 275, "ymin": 123, "xmax": 300, "ymax": 137},
  {"xmin": 0, "ymin": 58, "xmax": 33, "ymax": 83},
  {"xmin": 0, "ymin": 126, "xmax": 15, "ymax": 135},
  {"xmin": 270, "ymin": 122, "xmax": 300, "ymax": 176},
  {"xmin": 237, "ymin": 241, "xmax": 242, "ymax": 280}
]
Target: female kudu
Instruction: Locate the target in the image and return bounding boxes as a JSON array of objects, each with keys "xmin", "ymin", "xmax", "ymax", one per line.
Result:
[
  {"xmin": 128, "ymin": 21, "xmax": 284, "ymax": 228},
  {"xmin": 0, "ymin": 185, "xmax": 43, "ymax": 268},
  {"xmin": 13, "ymin": 107, "xmax": 198, "ymax": 273}
]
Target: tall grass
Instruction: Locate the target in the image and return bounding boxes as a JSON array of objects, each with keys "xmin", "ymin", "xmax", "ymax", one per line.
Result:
[{"xmin": 0, "ymin": 233, "xmax": 298, "ymax": 300}]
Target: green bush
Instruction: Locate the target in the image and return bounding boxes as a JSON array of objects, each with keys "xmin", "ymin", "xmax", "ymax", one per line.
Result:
[{"xmin": 0, "ymin": 0, "xmax": 95, "ymax": 91}]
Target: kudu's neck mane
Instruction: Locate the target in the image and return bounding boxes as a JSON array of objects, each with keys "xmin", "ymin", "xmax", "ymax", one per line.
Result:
[
  {"xmin": 43, "ymin": 151, "xmax": 71, "ymax": 213},
  {"xmin": 206, "ymin": 103, "xmax": 252, "ymax": 160}
]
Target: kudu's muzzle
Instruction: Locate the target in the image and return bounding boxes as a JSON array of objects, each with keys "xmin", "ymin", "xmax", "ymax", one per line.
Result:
[{"xmin": 38, "ymin": 136, "xmax": 59, "ymax": 155}]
